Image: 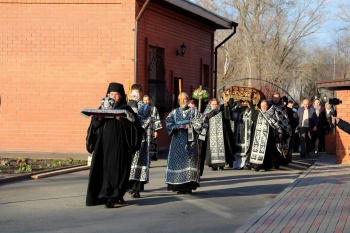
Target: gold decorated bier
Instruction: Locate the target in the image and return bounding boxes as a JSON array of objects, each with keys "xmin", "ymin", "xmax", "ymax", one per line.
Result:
[{"xmin": 224, "ymin": 86, "xmax": 266, "ymax": 106}]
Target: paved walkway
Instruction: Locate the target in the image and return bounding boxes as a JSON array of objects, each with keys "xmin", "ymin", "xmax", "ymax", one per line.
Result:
[
  {"xmin": 236, "ymin": 154, "xmax": 350, "ymax": 233},
  {"xmin": 2, "ymin": 151, "xmax": 349, "ymax": 232}
]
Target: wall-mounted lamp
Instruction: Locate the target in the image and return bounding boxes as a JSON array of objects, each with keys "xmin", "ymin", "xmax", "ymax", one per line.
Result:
[{"xmin": 176, "ymin": 42, "xmax": 186, "ymax": 56}]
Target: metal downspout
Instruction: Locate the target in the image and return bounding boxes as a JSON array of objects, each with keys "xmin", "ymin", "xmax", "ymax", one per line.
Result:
[
  {"xmin": 213, "ymin": 23, "xmax": 238, "ymax": 98},
  {"xmin": 134, "ymin": 0, "xmax": 151, "ymax": 83}
]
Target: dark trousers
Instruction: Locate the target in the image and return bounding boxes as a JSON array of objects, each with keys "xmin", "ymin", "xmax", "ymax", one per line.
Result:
[
  {"xmin": 293, "ymin": 133, "xmax": 300, "ymax": 153},
  {"xmin": 312, "ymin": 130, "xmax": 325, "ymax": 152},
  {"xmin": 318, "ymin": 134, "xmax": 325, "ymax": 152},
  {"xmin": 199, "ymin": 140, "xmax": 206, "ymax": 176},
  {"xmin": 299, "ymin": 127, "xmax": 312, "ymax": 156}
]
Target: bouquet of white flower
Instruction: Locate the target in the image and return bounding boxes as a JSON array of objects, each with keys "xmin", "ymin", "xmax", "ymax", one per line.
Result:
[
  {"xmin": 192, "ymin": 88, "xmax": 209, "ymax": 102},
  {"xmin": 192, "ymin": 86, "xmax": 209, "ymax": 112}
]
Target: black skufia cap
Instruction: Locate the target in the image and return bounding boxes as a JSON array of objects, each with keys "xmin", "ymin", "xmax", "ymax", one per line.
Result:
[
  {"xmin": 106, "ymin": 82, "xmax": 127, "ymax": 105},
  {"xmin": 282, "ymin": 96, "xmax": 288, "ymax": 103}
]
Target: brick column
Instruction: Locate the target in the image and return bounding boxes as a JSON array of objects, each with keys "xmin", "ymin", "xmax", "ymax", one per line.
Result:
[{"xmin": 335, "ymin": 90, "xmax": 350, "ymax": 164}]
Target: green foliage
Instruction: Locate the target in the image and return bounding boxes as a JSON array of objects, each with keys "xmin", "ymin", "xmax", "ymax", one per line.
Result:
[
  {"xmin": 65, "ymin": 158, "xmax": 85, "ymax": 165},
  {"xmin": 2, "ymin": 157, "xmax": 87, "ymax": 175},
  {"xmin": 192, "ymin": 88, "xmax": 209, "ymax": 101},
  {"xmin": 65, "ymin": 160, "xmax": 71, "ymax": 165},
  {"xmin": 14, "ymin": 160, "xmax": 32, "ymax": 174},
  {"xmin": 51, "ymin": 160, "xmax": 62, "ymax": 168},
  {"xmin": 0, "ymin": 160, "xmax": 10, "ymax": 167}
]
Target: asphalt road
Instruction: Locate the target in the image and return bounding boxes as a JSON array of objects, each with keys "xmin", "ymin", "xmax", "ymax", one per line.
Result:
[{"xmin": 0, "ymin": 154, "xmax": 317, "ymax": 233}]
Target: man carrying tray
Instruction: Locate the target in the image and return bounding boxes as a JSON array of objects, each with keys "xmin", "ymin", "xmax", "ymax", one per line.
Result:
[{"xmin": 85, "ymin": 82, "xmax": 142, "ymax": 208}]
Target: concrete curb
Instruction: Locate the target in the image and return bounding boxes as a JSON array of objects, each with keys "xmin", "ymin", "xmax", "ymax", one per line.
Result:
[{"xmin": 31, "ymin": 165, "xmax": 90, "ymax": 179}]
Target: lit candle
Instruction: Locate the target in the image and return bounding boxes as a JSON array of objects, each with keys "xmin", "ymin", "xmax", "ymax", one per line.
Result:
[
  {"xmin": 126, "ymin": 81, "xmax": 131, "ymax": 102},
  {"xmin": 179, "ymin": 79, "xmax": 182, "ymax": 108}
]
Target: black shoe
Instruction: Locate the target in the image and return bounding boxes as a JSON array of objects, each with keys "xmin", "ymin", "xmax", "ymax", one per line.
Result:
[
  {"xmin": 117, "ymin": 197, "xmax": 127, "ymax": 206},
  {"xmin": 105, "ymin": 199, "xmax": 115, "ymax": 208},
  {"xmin": 131, "ymin": 191, "xmax": 141, "ymax": 198},
  {"xmin": 176, "ymin": 191, "xmax": 187, "ymax": 195},
  {"xmin": 253, "ymin": 166, "xmax": 260, "ymax": 172}
]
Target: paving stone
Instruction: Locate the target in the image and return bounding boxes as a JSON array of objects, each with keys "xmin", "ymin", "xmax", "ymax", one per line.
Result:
[{"xmin": 236, "ymin": 154, "xmax": 350, "ymax": 233}]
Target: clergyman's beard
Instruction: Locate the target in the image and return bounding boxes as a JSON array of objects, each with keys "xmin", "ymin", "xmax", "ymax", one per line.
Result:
[{"xmin": 181, "ymin": 103, "xmax": 188, "ymax": 109}]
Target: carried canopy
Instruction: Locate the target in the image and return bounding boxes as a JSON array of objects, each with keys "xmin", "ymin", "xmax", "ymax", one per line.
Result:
[{"xmin": 223, "ymin": 85, "xmax": 266, "ymax": 106}]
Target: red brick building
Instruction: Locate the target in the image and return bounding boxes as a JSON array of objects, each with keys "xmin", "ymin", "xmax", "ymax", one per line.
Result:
[
  {"xmin": 317, "ymin": 79, "xmax": 350, "ymax": 164},
  {"xmin": 0, "ymin": 0, "xmax": 237, "ymax": 155}
]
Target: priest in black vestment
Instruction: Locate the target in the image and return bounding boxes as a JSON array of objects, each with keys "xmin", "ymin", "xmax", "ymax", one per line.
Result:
[
  {"xmin": 270, "ymin": 94, "xmax": 292, "ymax": 167},
  {"xmin": 248, "ymin": 100, "xmax": 283, "ymax": 171},
  {"xmin": 221, "ymin": 94, "xmax": 237, "ymax": 168},
  {"xmin": 86, "ymin": 82, "xmax": 142, "ymax": 208},
  {"xmin": 232, "ymin": 101, "xmax": 254, "ymax": 170}
]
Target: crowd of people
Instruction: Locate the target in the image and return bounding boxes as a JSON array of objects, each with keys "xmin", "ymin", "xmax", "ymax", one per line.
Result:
[{"xmin": 86, "ymin": 82, "xmax": 336, "ymax": 208}]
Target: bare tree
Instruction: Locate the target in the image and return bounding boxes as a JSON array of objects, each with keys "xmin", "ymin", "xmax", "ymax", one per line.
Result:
[
  {"xmin": 334, "ymin": 3, "xmax": 350, "ymax": 79},
  {"xmin": 334, "ymin": 34, "xmax": 350, "ymax": 79},
  {"xmin": 194, "ymin": 0, "xmax": 328, "ymax": 98},
  {"xmin": 337, "ymin": 3, "xmax": 350, "ymax": 27}
]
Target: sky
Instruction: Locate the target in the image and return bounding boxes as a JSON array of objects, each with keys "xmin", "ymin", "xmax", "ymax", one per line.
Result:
[
  {"xmin": 310, "ymin": 0, "xmax": 349, "ymax": 45},
  {"xmin": 191, "ymin": 0, "xmax": 349, "ymax": 47}
]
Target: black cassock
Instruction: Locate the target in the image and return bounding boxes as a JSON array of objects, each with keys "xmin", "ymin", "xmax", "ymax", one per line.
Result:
[
  {"xmin": 222, "ymin": 100, "xmax": 237, "ymax": 167},
  {"xmin": 248, "ymin": 107, "xmax": 281, "ymax": 171},
  {"xmin": 86, "ymin": 104, "xmax": 142, "ymax": 206}
]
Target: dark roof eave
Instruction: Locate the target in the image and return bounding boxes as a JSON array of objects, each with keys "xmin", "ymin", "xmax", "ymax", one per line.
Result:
[
  {"xmin": 163, "ymin": 0, "xmax": 237, "ymax": 29},
  {"xmin": 316, "ymin": 78, "xmax": 350, "ymax": 90}
]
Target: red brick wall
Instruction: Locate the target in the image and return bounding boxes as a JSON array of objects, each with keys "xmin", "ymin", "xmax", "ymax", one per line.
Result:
[
  {"xmin": 325, "ymin": 133, "xmax": 336, "ymax": 154},
  {"xmin": 0, "ymin": 0, "xmax": 135, "ymax": 153},
  {"xmin": 136, "ymin": 2, "xmax": 214, "ymax": 95},
  {"xmin": 335, "ymin": 90, "xmax": 350, "ymax": 164},
  {"xmin": 136, "ymin": 2, "xmax": 216, "ymax": 149}
]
